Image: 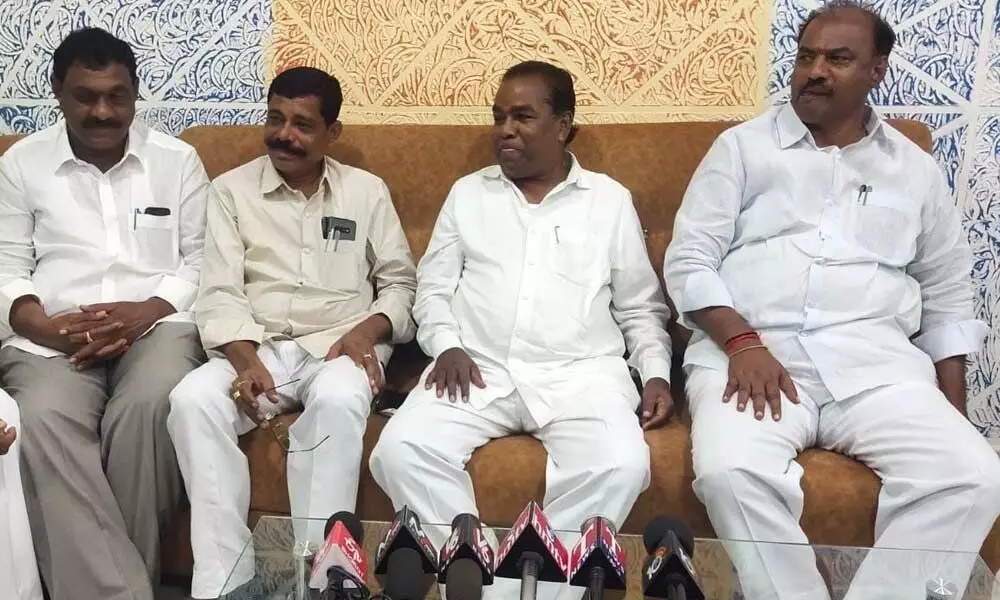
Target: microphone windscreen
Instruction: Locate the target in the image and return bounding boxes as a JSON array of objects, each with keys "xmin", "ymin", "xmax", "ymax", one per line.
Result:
[
  {"xmin": 642, "ymin": 516, "xmax": 695, "ymax": 556},
  {"xmin": 384, "ymin": 547, "xmax": 426, "ymax": 600},
  {"xmin": 445, "ymin": 558, "xmax": 484, "ymax": 600},
  {"xmin": 326, "ymin": 511, "xmax": 365, "ymax": 543}
]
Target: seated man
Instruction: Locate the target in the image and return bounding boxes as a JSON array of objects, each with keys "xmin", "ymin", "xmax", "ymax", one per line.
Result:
[
  {"xmin": 167, "ymin": 66, "xmax": 418, "ymax": 599},
  {"xmin": 0, "ymin": 389, "xmax": 42, "ymax": 600},
  {"xmin": 664, "ymin": 3, "xmax": 1000, "ymax": 599},
  {"xmin": 0, "ymin": 28, "xmax": 209, "ymax": 600},
  {"xmin": 370, "ymin": 61, "xmax": 673, "ymax": 600}
]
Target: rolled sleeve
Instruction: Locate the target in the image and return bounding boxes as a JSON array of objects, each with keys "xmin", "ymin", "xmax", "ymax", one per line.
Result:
[
  {"xmin": 636, "ymin": 355, "xmax": 672, "ymax": 386},
  {"xmin": 678, "ymin": 272, "xmax": 736, "ymax": 317},
  {"xmin": 153, "ymin": 274, "xmax": 198, "ymax": 312},
  {"xmin": 370, "ymin": 299, "xmax": 413, "ymax": 345},
  {"xmin": 913, "ymin": 320, "xmax": 989, "ymax": 362},
  {"xmin": 426, "ymin": 331, "xmax": 463, "ymax": 359},
  {"xmin": 200, "ymin": 319, "xmax": 266, "ymax": 351}
]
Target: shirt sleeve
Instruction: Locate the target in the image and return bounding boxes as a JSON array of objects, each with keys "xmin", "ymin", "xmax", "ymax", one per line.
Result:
[
  {"xmin": 153, "ymin": 148, "xmax": 209, "ymax": 312},
  {"xmin": 194, "ymin": 182, "xmax": 265, "ymax": 350},
  {"xmin": 662, "ymin": 134, "xmax": 745, "ymax": 329},
  {"xmin": 366, "ymin": 180, "xmax": 418, "ymax": 344},
  {"xmin": 610, "ymin": 190, "xmax": 673, "ymax": 385},
  {"xmin": 413, "ymin": 183, "xmax": 465, "ymax": 359},
  {"xmin": 0, "ymin": 153, "xmax": 38, "ymax": 330},
  {"xmin": 908, "ymin": 169, "xmax": 988, "ymax": 361}
]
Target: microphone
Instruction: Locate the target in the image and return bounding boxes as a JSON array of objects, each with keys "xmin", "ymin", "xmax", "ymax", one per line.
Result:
[
  {"xmin": 438, "ymin": 513, "xmax": 495, "ymax": 600},
  {"xmin": 494, "ymin": 501, "xmax": 569, "ymax": 600},
  {"xmin": 374, "ymin": 506, "xmax": 439, "ymax": 600},
  {"xmin": 641, "ymin": 516, "xmax": 704, "ymax": 600},
  {"xmin": 309, "ymin": 511, "xmax": 368, "ymax": 591},
  {"xmin": 567, "ymin": 516, "xmax": 627, "ymax": 600}
]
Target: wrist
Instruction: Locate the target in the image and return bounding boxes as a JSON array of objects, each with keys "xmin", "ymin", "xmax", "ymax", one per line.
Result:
[
  {"xmin": 359, "ymin": 313, "xmax": 392, "ymax": 344},
  {"xmin": 723, "ymin": 331, "xmax": 763, "ymax": 356},
  {"xmin": 10, "ymin": 297, "xmax": 56, "ymax": 344},
  {"xmin": 222, "ymin": 340, "xmax": 260, "ymax": 372},
  {"xmin": 146, "ymin": 297, "xmax": 176, "ymax": 319}
]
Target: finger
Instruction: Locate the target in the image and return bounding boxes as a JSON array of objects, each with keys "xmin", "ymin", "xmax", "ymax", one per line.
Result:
[
  {"xmin": 95, "ymin": 338, "xmax": 128, "ymax": 358},
  {"xmin": 325, "ymin": 341, "xmax": 342, "ymax": 361},
  {"xmin": 424, "ymin": 368, "xmax": 439, "ymax": 390},
  {"xmin": 69, "ymin": 339, "xmax": 107, "ymax": 367},
  {"xmin": 67, "ymin": 321, "xmax": 123, "ymax": 344},
  {"xmin": 640, "ymin": 393, "xmax": 654, "ymax": 420},
  {"xmin": 364, "ymin": 356, "xmax": 381, "ymax": 394},
  {"xmin": 257, "ymin": 374, "xmax": 280, "ymax": 405},
  {"xmin": 435, "ymin": 367, "xmax": 447, "ymax": 398},
  {"xmin": 58, "ymin": 314, "xmax": 109, "ymax": 335},
  {"xmin": 751, "ymin": 381, "xmax": 767, "ymax": 421},
  {"xmin": 81, "ymin": 303, "xmax": 118, "ymax": 313},
  {"xmin": 643, "ymin": 403, "xmax": 671, "ymax": 431},
  {"xmin": 470, "ymin": 363, "xmax": 486, "ymax": 389},
  {"xmin": 765, "ymin": 378, "xmax": 782, "ymax": 422},
  {"xmin": 736, "ymin": 382, "xmax": 750, "ymax": 412},
  {"xmin": 446, "ymin": 368, "xmax": 459, "ymax": 403},
  {"xmin": 458, "ymin": 366, "xmax": 471, "ymax": 403},
  {"xmin": 779, "ymin": 371, "xmax": 800, "ymax": 404},
  {"xmin": 723, "ymin": 377, "xmax": 737, "ymax": 403}
]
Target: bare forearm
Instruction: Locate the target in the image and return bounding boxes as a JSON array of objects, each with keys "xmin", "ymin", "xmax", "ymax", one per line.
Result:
[
  {"xmin": 688, "ymin": 306, "xmax": 754, "ymax": 349},
  {"xmin": 9, "ymin": 296, "xmax": 61, "ymax": 350},
  {"xmin": 935, "ymin": 355, "xmax": 967, "ymax": 415},
  {"xmin": 221, "ymin": 340, "xmax": 260, "ymax": 372},
  {"xmin": 358, "ymin": 313, "xmax": 393, "ymax": 344}
]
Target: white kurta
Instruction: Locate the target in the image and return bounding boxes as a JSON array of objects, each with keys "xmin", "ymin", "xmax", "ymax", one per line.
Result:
[
  {"xmin": 371, "ymin": 156, "xmax": 672, "ymax": 600},
  {"xmin": 665, "ymin": 104, "xmax": 1000, "ymax": 599},
  {"xmin": 0, "ymin": 390, "xmax": 43, "ymax": 600}
]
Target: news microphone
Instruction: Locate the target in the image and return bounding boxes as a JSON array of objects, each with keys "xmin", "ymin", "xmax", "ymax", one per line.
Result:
[
  {"xmin": 438, "ymin": 513, "xmax": 494, "ymax": 599},
  {"xmin": 494, "ymin": 501, "xmax": 569, "ymax": 600},
  {"xmin": 641, "ymin": 516, "xmax": 703, "ymax": 600},
  {"xmin": 567, "ymin": 516, "xmax": 627, "ymax": 600},
  {"xmin": 926, "ymin": 578, "xmax": 958, "ymax": 599},
  {"xmin": 374, "ymin": 506, "xmax": 439, "ymax": 575},
  {"xmin": 309, "ymin": 511, "xmax": 368, "ymax": 591},
  {"xmin": 382, "ymin": 547, "xmax": 427, "ymax": 600}
]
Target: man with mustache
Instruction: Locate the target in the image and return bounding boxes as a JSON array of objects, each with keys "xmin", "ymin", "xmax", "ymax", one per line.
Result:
[
  {"xmin": 0, "ymin": 28, "xmax": 209, "ymax": 600},
  {"xmin": 370, "ymin": 60, "xmax": 673, "ymax": 600},
  {"xmin": 0, "ymin": 389, "xmax": 42, "ymax": 600},
  {"xmin": 167, "ymin": 66, "xmax": 417, "ymax": 599},
  {"xmin": 664, "ymin": 2, "xmax": 1000, "ymax": 599}
]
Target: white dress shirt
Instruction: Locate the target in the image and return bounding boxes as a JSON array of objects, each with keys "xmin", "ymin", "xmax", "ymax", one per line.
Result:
[
  {"xmin": 415, "ymin": 155, "xmax": 673, "ymax": 426},
  {"xmin": 664, "ymin": 104, "xmax": 987, "ymax": 401},
  {"xmin": 0, "ymin": 121, "xmax": 209, "ymax": 357}
]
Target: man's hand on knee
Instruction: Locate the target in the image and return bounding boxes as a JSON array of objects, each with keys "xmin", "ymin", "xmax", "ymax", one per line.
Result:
[
  {"xmin": 424, "ymin": 347, "xmax": 485, "ymax": 403},
  {"xmin": 724, "ymin": 346, "xmax": 799, "ymax": 422},
  {"xmin": 640, "ymin": 377, "xmax": 673, "ymax": 430}
]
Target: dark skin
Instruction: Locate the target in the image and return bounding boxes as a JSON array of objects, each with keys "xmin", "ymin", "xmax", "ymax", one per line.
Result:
[
  {"xmin": 9, "ymin": 61, "xmax": 174, "ymax": 370},
  {"xmin": 695, "ymin": 7, "xmax": 967, "ymax": 419},
  {"xmin": 427, "ymin": 74, "xmax": 672, "ymax": 430},
  {"xmin": 0, "ymin": 419, "xmax": 14, "ymax": 455},
  {"xmin": 225, "ymin": 94, "xmax": 392, "ymax": 425}
]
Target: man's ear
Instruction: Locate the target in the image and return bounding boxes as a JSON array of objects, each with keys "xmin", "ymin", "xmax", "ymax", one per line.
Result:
[
  {"xmin": 51, "ymin": 76, "xmax": 62, "ymax": 98},
  {"xmin": 871, "ymin": 55, "xmax": 888, "ymax": 87},
  {"xmin": 328, "ymin": 120, "xmax": 343, "ymax": 141}
]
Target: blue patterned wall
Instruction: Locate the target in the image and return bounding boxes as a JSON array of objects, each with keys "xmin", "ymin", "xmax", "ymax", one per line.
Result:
[{"xmin": 1, "ymin": 0, "xmax": 999, "ymax": 441}]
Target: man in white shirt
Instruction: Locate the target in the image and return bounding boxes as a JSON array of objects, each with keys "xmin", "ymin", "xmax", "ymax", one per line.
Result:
[
  {"xmin": 166, "ymin": 66, "xmax": 417, "ymax": 599},
  {"xmin": 664, "ymin": 3, "xmax": 1000, "ymax": 599},
  {"xmin": 0, "ymin": 28, "xmax": 209, "ymax": 600},
  {"xmin": 0, "ymin": 390, "xmax": 43, "ymax": 600},
  {"xmin": 369, "ymin": 61, "xmax": 673, "ymax": 600}
]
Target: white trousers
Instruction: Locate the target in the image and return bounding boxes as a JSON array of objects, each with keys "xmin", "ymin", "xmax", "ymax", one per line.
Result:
[
  {"xmin": 167, "ymin": 340, "xmax": 374, "ymax": 599},
  {"xmin": 369, "ymin": 380, "xmax": 650, "ymax": 600},
  {"xmin": 0, "ymin": 390, "xmax": 43, "ymax": 600},
  {"xmin": 689, "ymin": 340, "xmax": 1000, "ymax": 600}
]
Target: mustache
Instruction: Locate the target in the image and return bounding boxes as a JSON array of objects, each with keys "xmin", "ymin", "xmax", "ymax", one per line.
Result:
[
  {"xmin": 266, "ymin": 137, "xmax": 307, "ymax": 157},
  {"xmin": 82, "ymin": 118, "xmax": 124, "ymax": 129},
  {"xmin": 798, "ymin": 80, "xmax": 833, "ymax": 96}
]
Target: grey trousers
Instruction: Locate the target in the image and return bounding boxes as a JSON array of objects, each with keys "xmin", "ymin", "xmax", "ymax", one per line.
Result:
[{"xmin": 0, "ymin": 323, "xmax": 205, "ymax": 600}]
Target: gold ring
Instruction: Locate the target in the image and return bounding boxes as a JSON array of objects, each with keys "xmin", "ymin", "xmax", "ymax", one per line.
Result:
[
  {"xmin": 232, "ymin": 389, "xmax": 242, "ymax": 400},
  {"xmin": 85, "ymin": 331, "xmax": 93, "ymax": 343},
  {"xmin": 362, "ymin": 353, "xmax": 373, "ymax": 360}
]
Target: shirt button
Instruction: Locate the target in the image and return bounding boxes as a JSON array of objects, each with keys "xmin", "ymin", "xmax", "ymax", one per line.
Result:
[
  {"xmin": 303, "ymin": 248, "xmax": 313, "ymax": 255},
  {"xmin": 297, "ymin": 279, "xmax": 304, "ymax": 286}
]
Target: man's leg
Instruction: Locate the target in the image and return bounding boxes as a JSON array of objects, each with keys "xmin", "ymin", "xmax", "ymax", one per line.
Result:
[
  {"xmin": 822, "ymin": 382, "xmax": 1000, "ymax": 600},
  {"xmin": 0, "ymin": 390, "xmax": 43, "ymax": 600},
  {"xmin": 369, "ymin": 384, "xmax": 520, "ymax": 599},
  {"xmin": 0, "ymin": 347, "xmax": 152, "ymax": 600},
  {"xmin": 530, "ymin": 385, "xmax": 651, "ymax": 600},
  {"xmin": 687, "ymin": 365, "xmax": 828, "ymax": 600},
  {"xmin": 167, "ymin": 342, "xmax": 295, "ymax": 599},
  {"xmin": 288, "ymin": 354, "xmax": 374, "ymax": 546},
  {"xmin": 104, "ymin": 322, "xmax": 206, "ymax": 583}
]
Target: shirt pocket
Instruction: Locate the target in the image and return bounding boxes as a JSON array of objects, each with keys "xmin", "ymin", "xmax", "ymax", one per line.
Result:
[
  {"xmin": 132, "ymin": 209, "xmax": 178, "ymax": 270},
  {"xmin": 546, "ymin": 227, "xmax": 592, "ymax": 287},
  {"xmin": 536, "ymin": 227, "xmax": 593, "ymax": 350},
  {"xmin": 319, "ymin": 239, "xmax": 362, "ymax": 293},
  {"xmin": 849, "ymin": 191, "xmax": 919, "ymax": 266}
]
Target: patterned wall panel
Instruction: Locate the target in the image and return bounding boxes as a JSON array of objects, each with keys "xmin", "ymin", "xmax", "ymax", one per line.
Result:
[{"xmin": 270, "ymin": 0, "xmax": 771, "ymax": 124}]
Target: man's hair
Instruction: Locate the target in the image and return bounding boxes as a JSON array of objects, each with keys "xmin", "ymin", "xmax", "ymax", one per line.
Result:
[
  {"xmin": 797, "ymin": 0, "xmax": 896, "ymax": 57},
  {"xmin": 502, "ymin": 60, "xmax": 579, "ymax": 144},
  {"xmin": 268, "ymin": 67, "xmax": 343, "ymax": 125},
  {"xmin": 52, "ymin": 27, "xmax": 138, "ymax": 85}
]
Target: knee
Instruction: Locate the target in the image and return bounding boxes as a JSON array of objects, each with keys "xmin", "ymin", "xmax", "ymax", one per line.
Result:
[
  {"xmin": 369, "ymin": 417, "xmax": 426, "ymax": 485},
  {"xmin": 167, "ymin": 369, "xmax": 229, "ymax": 425},
  {"xmin": 962, "ymin": 447, "xmax": 1000, "ymax": 511},
  {"xmin": 309, "ymin": 366, "xmax": 371, "ymax": 419},
  {"xmin": 600, "ymin": 438, "xmax": 650, "ymax": 491}
]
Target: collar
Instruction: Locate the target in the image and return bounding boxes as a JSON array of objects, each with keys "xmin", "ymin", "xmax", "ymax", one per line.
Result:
[
  {"xmin": 261, "ymin": 155, "xmax": 338, "ymax": 196},
  {"xmin": 482, "ymin": 152, "xmax": 592, "ymax": 190},
  {"xmin": 53, "ymin": 120, "xmax": 147, "ymax": 173},
  {"xmin": 775, "ymin": 102, "xmax": 886, "ymax": 150}
]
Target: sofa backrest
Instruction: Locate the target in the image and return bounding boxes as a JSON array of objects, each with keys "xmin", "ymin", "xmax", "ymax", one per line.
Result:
[{"xmin": 0, "ymin": 118, "xmax": 932, "ymax": 279}]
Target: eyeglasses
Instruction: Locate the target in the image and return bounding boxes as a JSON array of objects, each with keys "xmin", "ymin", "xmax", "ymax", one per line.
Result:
[{"xmin": 258, "ymin": 379, "xmax": 331, "ymax": 454}]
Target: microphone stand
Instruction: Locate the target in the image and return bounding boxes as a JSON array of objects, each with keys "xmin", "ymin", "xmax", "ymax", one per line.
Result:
[
  {"xmin": 587, "ymin": 567, "xmax": 605, "ymax": 600},
  {"xmin": 518, "ymin": 552, "xmax": 543, "ymax": 600}
]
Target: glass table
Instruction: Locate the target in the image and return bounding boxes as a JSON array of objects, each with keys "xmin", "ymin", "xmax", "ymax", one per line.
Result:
[{"xmin": 220, "ymin": 517, "xmax": 996, "ymax": 600}]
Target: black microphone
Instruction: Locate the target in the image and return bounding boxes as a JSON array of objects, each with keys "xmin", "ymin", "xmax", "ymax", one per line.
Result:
[
  {"xmin": 438, "ymin": 513, "xmax": 494, "ymax": 600},
  {"xmin": 494, "ymin": 501, "xmax": 569, "ymax": 600},
  {"xmin": 641, "ymin": 516, "xmax": 704, "ymax": 600},
  {"xmin": 373, "ymin": 506, "xmax": 439, "ymax": 600},
  {"xmin": 382, "ymin": 547, "xmax": 426, "ymax": 600},
  {"xmin": 566, "ymin": 516, "xmax": 627, "ymax": 600}
]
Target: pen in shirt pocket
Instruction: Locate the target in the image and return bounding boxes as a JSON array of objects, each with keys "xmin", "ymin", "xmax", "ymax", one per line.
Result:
[
  {"xmin": 856, "ymin": 184, "xmax": 872, "ymax": 205},
  {"xmin": 132, "ymin": 206, "xmax": 171, "ymax": 229}
]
